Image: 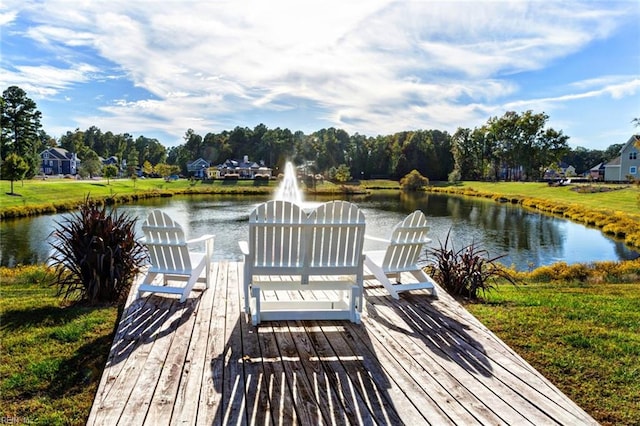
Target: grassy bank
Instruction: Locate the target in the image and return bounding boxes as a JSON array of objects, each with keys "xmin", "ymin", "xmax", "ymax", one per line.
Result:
[
  {"xmin": 2, "ymin": 264, "xmax": 639, "ymax": 425},
  {"xmin": 429, "ymin": 181, "xmax": 640, "ymax": 215},
  {"xmin": 0, "ymin": 177, "xmax": 274, "ymax": 219},
  {"xmin": 428, "ymin": 181, "xmax": 640, "ymax": 249},
  {"xmin": 0, "ymin": 177, "xmax": 369, "ymax": 219}
]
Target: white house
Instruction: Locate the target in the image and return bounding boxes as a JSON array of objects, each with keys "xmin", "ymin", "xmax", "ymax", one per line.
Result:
[
  {"xmin": 214, "ymin": 155, "xmax": 271, "ymax": 179},
  {"xmin": 604, "ymin": 135, "xmax": 640, "ymax": 182},
  {"xmin": 187, "ymin": 158, "xmax": 210, "ymax": 178}
]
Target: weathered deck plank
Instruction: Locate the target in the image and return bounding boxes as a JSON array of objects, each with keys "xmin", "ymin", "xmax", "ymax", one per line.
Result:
[{"xmin": 88, "ymin": 261, "xmax": 598, "ymax": 426}]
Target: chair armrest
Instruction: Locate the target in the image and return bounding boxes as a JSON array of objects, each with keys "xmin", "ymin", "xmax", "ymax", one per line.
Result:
[
  {"xmin": 238, "ymin": 241, "xmax": 249, "ymax": 256},
  {"xmin": 187, "ymin": 234, "xmax": 214, "ymax": 257},
  {"xmin": 364, "ymin": 234, "xmax": 391, "ymax": 244},
  {"xmin": 186, "ymin": 234, "xmax": 215, "ymax": 245}
]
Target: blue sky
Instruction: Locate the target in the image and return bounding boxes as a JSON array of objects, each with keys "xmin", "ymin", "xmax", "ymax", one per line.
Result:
[{"xmin": 1, "ymin": 0, "xmax": 638, "ymax": 150}]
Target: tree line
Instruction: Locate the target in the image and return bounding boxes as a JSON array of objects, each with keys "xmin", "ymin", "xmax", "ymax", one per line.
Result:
[{"xmin": 1, "ymin": 85, "xmax": 633, "ymax": 184}]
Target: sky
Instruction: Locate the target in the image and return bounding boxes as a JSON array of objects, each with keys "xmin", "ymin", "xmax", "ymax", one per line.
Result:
[{"xmin": 1, "ymin": 0, "xmax": 639, "ymax": 150}]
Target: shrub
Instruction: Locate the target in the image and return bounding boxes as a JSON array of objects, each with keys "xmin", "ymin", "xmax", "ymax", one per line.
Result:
[
  {"xmin": 526, "ymin": 259, "xmax": 640, "ymax": 284},
  {"xmin": 425, "ymin": 230, "xmax": 518, "ymax": 299},
  {"xmin": 47, "ymin": 197, "xmax": 147, "ymax": 304},
  {"xmin": 400, "ymin": 169, "xmax": 429, "ymax": 191}
]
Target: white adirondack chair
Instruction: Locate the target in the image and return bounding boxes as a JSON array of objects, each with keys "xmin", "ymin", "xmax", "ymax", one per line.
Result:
[
  {"xmin": 239, "ymin": 200, "xmax": 366, "ymax": 325},
  {"xmin": 364, "ymin": 210, "xmax": 437, "ymax": 299},
  {"xmin": 138, "ymin": 210, "xmax": 214, "ymax": 302}
]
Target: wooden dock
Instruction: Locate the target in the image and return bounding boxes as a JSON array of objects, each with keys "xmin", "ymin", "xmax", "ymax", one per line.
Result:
[{"xmin": 87, "ymin": 261, "xmax": 597, "ymax": 425}]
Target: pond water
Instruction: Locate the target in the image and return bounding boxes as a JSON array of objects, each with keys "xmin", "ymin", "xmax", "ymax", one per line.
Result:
[{"xmin": 1, "ymin": 192, "xmax": 637, "ymax": 270}]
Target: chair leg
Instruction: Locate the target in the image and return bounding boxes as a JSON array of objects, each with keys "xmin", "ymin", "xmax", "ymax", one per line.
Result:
[
  {"xmin": 179, "ymin": 262, "xmax": 206, "ymax": 302},
  {"xmin": 242, "ymin": 263, "xmax": 251, "ymax": 314},
  {"xmin": 138, "ymin": 272, "xmax": 160, "ymax": 299},
  {"xmin": 410, "ymin": 269, "xmax": 438, "ymax": 297},
  {"xmin": 364, "ymin": 257, "xmax": 400, "ymax": 299},
  {"xmin": 350, "ymin": 285, "xmax": 362, "ymax": 324},
  {"xmin": 204, "ymin": 258, "xmax": 211, "ymax": 289},
  {"xmin": 204, "ymin": 239, "xmax": 213, "ymax": 289},
  {"xmin": 251, "ymin": 286, "xmax": 261, "ymax": 326}
]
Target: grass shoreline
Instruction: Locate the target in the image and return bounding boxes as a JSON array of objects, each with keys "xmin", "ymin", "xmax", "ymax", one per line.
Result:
[{"xmin": 425, "ymin": 181, "xmax": 640, "ymax": 250}]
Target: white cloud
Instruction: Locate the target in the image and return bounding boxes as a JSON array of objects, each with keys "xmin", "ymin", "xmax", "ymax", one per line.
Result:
[
  {"xmin": 0, "ymin": 10, "xmax": 17, "ymax": 26},
  {"xmin": 0, "ymin": 64, "xmax": 98, "ymax": 97},
  {"xmin": 505, "ymin": 77, "xmax": 640, "ymax": 110}
]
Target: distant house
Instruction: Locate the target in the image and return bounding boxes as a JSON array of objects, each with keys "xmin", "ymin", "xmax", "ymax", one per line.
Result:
[
  {"xmin": 589, "ymin": 162, "xmax": 605, "ymax": 180},
  {"xmin": 102, "ymin": 155, "xmax": 121, "ymax": 168},
  {"xmin": 562, "ymin": 164, "xmax": 576, "ymax": 177},
  {"xmin": 543, "ymin": 162, "xmax": 576, "ymax": 180},
  {"xmin": 101, "ymin": 155, "xmax": 126, "ymax": 177},
  {"xmin": 214, "ymin": 155, "xmax": 272, "ymax": 179},
  {"xmin": 604, "ymin": 135, "xmax": 640, "ymax": 182},
  {"xmin": 40, "ymin": 147, "xmax": 79, "ymax": 175},
  {"xmin": 187, "ymin": 158, "xmax": 210, "ymax": 178}
]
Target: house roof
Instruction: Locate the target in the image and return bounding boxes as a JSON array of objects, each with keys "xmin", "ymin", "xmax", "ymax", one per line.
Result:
[
  {"xmin": 605, "ymin": 134, "xmax": 639, "ymax": 168},
  {"xmin": 216, "ymin": 158, "xmax": 262, "ymax": 169},
  {"xmin": 618, "ymin": 134, "xmax": 640, "ymax": 154},
  {"xmin": 187, "ymin": 158, "xmax": 210, "ymax": 170},
  {"xmin": 41, "ymin": 147, "xmax": 73, "ymax": 159},
  {"xmin": 605, "ymin": 156, "xmax": 621, "ymax": 167}
]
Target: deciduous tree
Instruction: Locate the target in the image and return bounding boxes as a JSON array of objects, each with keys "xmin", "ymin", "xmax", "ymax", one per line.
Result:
[
  {"xmin": 1, "ymin": 152, "xmax": 29, "ymax": 194},
  {"xmin": 103, "ymin": 164, "xmax": 118, "ymax": 184},
  {"xmin": 79, "ymin": 149, "xmax": 102, "ymax": 178}
]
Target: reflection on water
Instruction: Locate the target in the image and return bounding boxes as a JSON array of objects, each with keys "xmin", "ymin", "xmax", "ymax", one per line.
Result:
[{"xmin": 1, "ymin": 192, "xmax": 637, "ymax": 270}]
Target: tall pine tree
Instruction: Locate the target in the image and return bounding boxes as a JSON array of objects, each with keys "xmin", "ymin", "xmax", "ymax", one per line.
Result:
[{"xmin": 1, "ymin": 86, "xmax": 43, "ymax": 177}]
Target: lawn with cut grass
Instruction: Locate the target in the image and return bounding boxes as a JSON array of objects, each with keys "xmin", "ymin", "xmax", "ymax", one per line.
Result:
[
  {"xmin": 0, "ymin": 177, "xmax": 275, "ymax": 216},
  {"xmin": 430, "ymin": 180, "xmax": 640, "ymax": 217},
  {"xmin": 0, "ymin": 266, "xmax": 118, "ymax": 425},
  {"xmin": 466, "ymin": 281, "xmax": 640, "ymax": 426}
]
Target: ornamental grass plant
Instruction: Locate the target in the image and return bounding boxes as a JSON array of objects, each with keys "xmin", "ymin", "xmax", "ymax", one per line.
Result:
[
  {"xmin": 47, "ymin": 197, "xmax": 147, "ymax": 305},
  {"xmin": 425, "ymin": 230, "xmax": 519, "ymax": 299}
]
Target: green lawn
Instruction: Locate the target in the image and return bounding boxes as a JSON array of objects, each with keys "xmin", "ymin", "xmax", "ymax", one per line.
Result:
[
  {"xmin": 466, "ymin": 281, "xmax": 640, "ymax": 426},
  {"xmin": 0, "ymin": 266, "xmax": 118, "ymax": 425},
  {"xmin": 0, "ymin": 177, "xmax": 273, "ymax": 213},
  {"xmin": 431, "ymin": 180, "xmax": 640, "ymax": 217}
]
